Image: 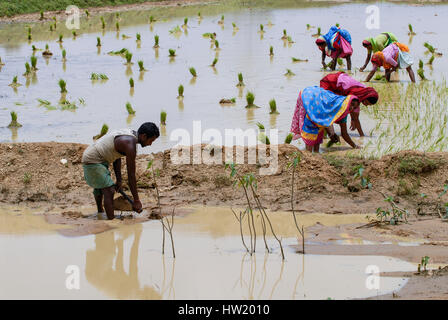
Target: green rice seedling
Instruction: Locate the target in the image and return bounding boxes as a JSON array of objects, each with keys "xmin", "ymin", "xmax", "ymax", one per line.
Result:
[
  {"xmin": 72, "ymin": 30, "xmax": 77, "ymax": 38},
  {"xmin": 198, "ymin": 12, "xmax": 201, "ymax": 19},
  {"xmin": 62, "ymin": 49, "xmax": 67, "ymax": 61},
  {"xmin": 292, "ymin": 57, "xmax": 309, "ymax": 62},
  {"xmin": 9, "ymin": 75, "xmax": 21, "ymax": 87},
  {"xmin": 214, "ymin": 40, "xmax": 220, "ymax": 50},
  {"xmin": 50, "ymin": 24, "xmax": 53, "ymax": 32},
  {"xmin": 211, "ymin": 58, "xmax": 218, "ymax": 67},
  {"xmin": 160, "ymin": 110, "xmax": 167, "ymax": 125},
  {"xmin": 236, "ymin": 73, "xmax": 245, "ymax": 87},
  {"xmin": 153, "ymin": 35, "xmax": 160, "ymax": 48},
  {"xmin": 40, "ymin": 10, "xmax": 44, "ymax": 20},
  {"xmin": 59, "ymin": 79, "xmax": 67, "ymax": 93},
  {"xmin": 232, "ymin": 23, "xmax": 237, "ymax": 29},
  {"xmin": 27, "ymin": 27, "xmax": 32, "ymax": 40},
  {"xmin": 30, "ymin": 56, "xmax": 37, "ymax": 70},
  {"xmin": 101, "ymin": 17, "xmax": 106, "ymax": 29},
  {"xmin": 136, "ymin": 33, "xmax": 141, "ymax": 42},
  {"xmin": 90, "ymin": 73, "xmax": 99, "ymax": 80},
  {"xmin": 269, "ymin": 99, "xmax": 279, "ymax": 114},
  {"xmin": 337, "ymin": 58, "xmax": 344, "ymax": 66},
  {"xmin": 258, "ymin": 132, "xmax": 270, "ymax": 145},
  {"xmin": 32, "ymin": 45, "xmax": 37, "ymax": 51},
  {"xmin": 284, "ymin": 69, "xmax": 295, "ymax": 76},
  {"xmin": 96, "ymin": 37, "xmax": 101, "ymax": 47},
  {"xmin": 245, "ymin": 92, "xmax": 258, "ymax": 108},
  {"xmin": 306, "ymin": 23, "xmax": 310, "ymax": 29},
  {"xmin": 169, "ymin": 25, "xmax": 182, "ymax": 34},
  {"xmin": 8, "ymin": 111, "xmax": 22, "ymax": 128},
  {"xmin": 138, "ymin": 60, "xmax": 146, "ymax": 71},
  {"xmin": 269, "ymin": 46, "xmax": 274, "ymax": 56},
  {"xmin": 129, "ymin": 77, "xmax": 135, "ymax": 88},
  {"xmin": 23, "ymin": 62, "xmax": 31, "ymax": 76},
  {"xmin": 419, "ymin": 59, "xmax": 424, "ymax": 70},
  {"xmin": 408, "ymin": 23, "xmax": 416, "ymax": 35},
  {"xmin": 424, "ymin": 42, "xmax": 435, "ymax": 54},
  {"xmin": 59, "ymin": 99, "xmax": 77, "ymax": 110},
  {"xmin": 85, "ymin": 10, "xmax": 89, "ymax": 18},
  {"xmin": 43, "ymin": 44, "xmax": 52, "ymax": 56},
  {"xmin": 125, "ymin": 51, "xmax": 133, "ymax": 64},
  {"xmin": 281, "ymin": 29, "xmax": 287, "ymax": 39},
  {"xmin": 428, "ymin": 55, "xmax": 435, "ymax": 65},
  {"xmin": 317, "ymin": 27, "xmax": 321, "ymax": 35},
  {"xmin": 149, "ymin": 16, "xmax": 156, "ymax": 24},
  {"xmin": 93, "ymin": 124, "xmax": 109, "ymax": 140},
  {"xmin": 256, "ymin": 122, "xmax": 265, "ymax": 130},
  {"xmin": 183, "ymin": 17, "xmax": 188, "ymax": 27},
  {"xmin": 23, "ymin": 172, "xmax": 32, "ymax": 184},
  {"xmin": 178, "ymin": 84, "xmax": 184, "ymax": 98},
  {"xmin": 417, "ymin": 68, "xmax": 426, "ymax": 80},
  {"xmin": 126, "ymin": 102, "xmax": 136, "ymax": 114},
  {"xmin": 116, "ymin": 12, "xmax": 120, "ymax": 19},
  {"xmin": 116, "ymin": 21, "xmax": 120, "ymax": 31},
  {"xmin": 287, "ymin": 36, "xmax": 294, "ymax": 43},
  {"xmin": 259, "ymin": 24, "xmax": 264, "ymax": 32},
  {"xmin": 189, "ymin": 67, "xmax": 197, "ymax": 77},
  {"xmin": 57, "ymin": 34, "xmax": 63, "ymax": 43},
  {"xmin": 336, "ymin": 23, "xmax": 340, "ymax": 27},
  {"xmin": 218, "ymin": 15, "xmax": 224, "ymax": 24},
  {"xmin": 169, "ymin": 49, "xmax": 176, "ymax": 56},
  {"xmin": 284, "ymin": 133, "xmax": 293, "ymax": 144}
]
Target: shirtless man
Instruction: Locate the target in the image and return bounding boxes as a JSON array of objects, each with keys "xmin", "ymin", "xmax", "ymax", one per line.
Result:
[{"xmin": 82, "ymin": 122, "xmax": 159, "ymax": 219}]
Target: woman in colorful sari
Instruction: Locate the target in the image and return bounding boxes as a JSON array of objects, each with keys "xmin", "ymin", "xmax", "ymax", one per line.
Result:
[
  {"xmin": 316, "ymin": 26, "xmax": 353, "ymax": 71},
  {"xmin": 359, "ymin": 32, "xmax": 398, "ymax": 71},
  {"xmin": 365, "ymin": 42, "xmax": 415, "ymax": 83},
  {"xmin": 290, "ymin": 86, "xmax": 360, "ymax": 153},
  {"xmin": 320, "ymin": 72, "xmax": 379, "ymax": 137}
]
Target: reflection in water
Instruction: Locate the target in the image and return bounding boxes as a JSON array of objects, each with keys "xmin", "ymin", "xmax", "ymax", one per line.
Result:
[
  {"xmin": 269, "ymin": 113, "xmax": 277, "ymax": 128},
  {"xmin": 178, "ymin": 99, "xmax": 184, "ymax": 111},
  {"xmin": 125, "ymin": 65, "xmax": 133, "ymax": 77},
  {"xmin": 9, "ymin": 127, "xmax": 18, "ymax": 142},
  {"xmin": 85, "ymin": 225, "xmax": 162, "ymax": 299},
  {"xmin": 246, "ymin": 107, "xmax": 255, "ymax": 123},
  {"xmin": 127, "ymin": 114, "xmax": 135, "ymax": 125},
  {"xmin": 138, "ymin": 71, "xmax": 145, "ymax": 82},
  {"xmin": 161, "ymin": 125, "xmax": 167, "ymax": 136}
]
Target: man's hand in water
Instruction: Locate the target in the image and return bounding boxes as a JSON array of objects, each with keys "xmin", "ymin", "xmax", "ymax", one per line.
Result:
[{"xmin": 132, "ymin": 199, "xmax": 143, "ymax": 213}]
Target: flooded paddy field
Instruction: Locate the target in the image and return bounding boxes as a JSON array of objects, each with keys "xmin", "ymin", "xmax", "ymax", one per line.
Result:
[
  {"xmin": 0, "ymin": 0, "xmax": 447, "ymax": 155},
  {"xmin": 1, "ymin": 0, "xmax": 448, "ymax": 300}
]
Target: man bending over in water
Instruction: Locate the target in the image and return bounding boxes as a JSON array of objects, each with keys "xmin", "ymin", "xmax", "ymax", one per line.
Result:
[{"xmin": 82, "ymin": 122, "xmax": 160, "ymax": 219}]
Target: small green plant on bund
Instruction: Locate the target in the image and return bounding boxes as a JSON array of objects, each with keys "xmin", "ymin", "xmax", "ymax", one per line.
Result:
[
  {"xmin": 417, "ymin": 256, "xmax": 430, "ymax": 273},
  {"xmin": 373, "ymin": 195, "xmax": 409, "ymax": 225},
  {"xmin": 353, "ymin": 165, "xmax": 372, "ymax": 190},
  {"xmin": 93, "ymin": 124, "xmax": 109, "ymax": 140},
  {"xmin": 23, "ymin": 172, "xmax": 32, "ymax": 184},
  {"xmin": 8, "ymin": 111, "xmax": 22, "ymax": 128}
]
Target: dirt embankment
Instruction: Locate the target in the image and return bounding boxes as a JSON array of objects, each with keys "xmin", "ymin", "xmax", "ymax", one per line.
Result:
[
  {"xmin": 1, "ymin": 142, "xmax": 448, "ymax": 215},
  {"xmin": 0, "ymin": 0, "xmax": 215, "ymax": 23}
]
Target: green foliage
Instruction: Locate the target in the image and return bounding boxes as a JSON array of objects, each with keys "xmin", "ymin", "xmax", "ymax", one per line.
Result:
[
  {"xmin": 100, "ymin": 124, "xmax": 108, "ymax": 136},
  {"xmin": 189, "ymin": 67, "xmax": 197, "ymax": 77},
  {"xmin": 238, "ymin": 72, "xmax": 243, "ymax": 83},
  {"xmin": 353, "ymin": 165, "xmax": 372, "ymax": 189},
  {"xmin": 126, "ymin": 102, "xmax": 135, "ymax": 114},
  {"xmin": 178, "ymin": 84, "xmax": 184, "ymax": 97},
  {"xmin": 125, "ymin": 51, "xmax": 133, "ymax": 64},
  {"xmin": 138, "ymin": 60, "xmax": 145, "ymax": 71},
  {"xmin": 214, "ymin": 40, "xmax": 219, "ymax": 48},
  {"xmin": 154, "ymin": 35, "xmax": 159, "ymax": 46},
  {"xmin": 96, "ymin": 37, "xmax": 101, "ymax": 47},
  {"xmin": 183, "ymin": 17, "xmax": 188, "ymax": 25},
  {"xmin": 160, "ymin": 110, "xmax": 167, "ymax": 125},
  {"xmin": 90, "ymin": 73, "xmax": 109, "ymax": 80},
  {"xmin": 168, "ymin": 49, "xmax": 176, "ymax": 56},
  {"xmin": 269, "ymin": 99, "xmax": 278, "ymax": 114},
  {"xmin": 8, "ymin": 111, "xmax": 22, "ymax": 128},
  {"xmin": 428, "ymin": 55, "xmax": 434, "ymax": 65},
  {"xmin": 58, "ymin": 34, "xmax": 63, "ymax": 42},
  {"xmin": 246, "ymin": 91, "xmax": 255, "ymax": 106},
  {"xmin": 30, "ymin": 55, "xmax": 37, "ymax": 69},
  {"xmin": 211, "ymin": 58, "xmax": 218, "ymax": 66},
  {"xmin": 58, "ymin": 79, "xmax": 67, "ymax": 93},
  {"xmin": 398, "ymin": 155, "xmax": 439, "ymax": 175},
  {"xmin": 284, "ymin": 133, "xmax": 293, "ymax": 144},
  {"xmin": 129, "ymin": 77, "xmax": 134, "ymax": 88},
  {"xmin": 101, "ymin": 16, "xmax": 105, "ymax": 29},
  {"xmin": 259, "ymin": 24, "xmax": 264, "ymax": 31},
  {"xmin": 269, "ymin": 46, "xmax": 273, "ymax": 56},
  {"xmin": 136, "ymin": 33, "xmax": 141, "ymax": 41},
  {"xmin": 256, "ymin": 122, "xmax": 265, "ymax": 130},
  {"xmin": 24, "ymin": 62, "xmax": 31, "ymax": 75},
  {"xmin": 424, "ymin": 42, "xmax": 435, "ymax": 54},
  {"xmin": 23, "ymin": 172, "xmax": 32, "ymax": 184},
  {"xmin": 62, "ymin": 49, "xmax": 66, "ymax": 59},
  {"xmin": 317, "ymin": 27, "xmax": 321, "ymax": 35}
]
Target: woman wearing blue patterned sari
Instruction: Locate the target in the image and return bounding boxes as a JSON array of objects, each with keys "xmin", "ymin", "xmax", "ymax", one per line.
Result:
[{"xmin": 290, "ymin": 86, "xmax": 360, "ymax": 152}]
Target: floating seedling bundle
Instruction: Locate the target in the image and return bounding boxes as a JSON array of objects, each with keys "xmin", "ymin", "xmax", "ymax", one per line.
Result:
[{"xmin": 245, "ymin": 92, "xmax": 259, "ymax": 108}]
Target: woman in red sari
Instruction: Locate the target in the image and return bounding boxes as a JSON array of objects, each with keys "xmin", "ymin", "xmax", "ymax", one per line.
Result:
[{"xmin": 320, "ymin": 72, "xmax": 378, "ymax": 137}]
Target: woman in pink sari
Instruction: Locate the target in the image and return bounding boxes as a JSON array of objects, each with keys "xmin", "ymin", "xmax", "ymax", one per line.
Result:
[{"xmin": 316, "ymin": 26, "xmax": 353, "ymax": 71}]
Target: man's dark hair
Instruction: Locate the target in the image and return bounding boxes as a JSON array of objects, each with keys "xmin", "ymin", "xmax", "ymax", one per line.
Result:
[{"xmin": 138, "ymin": 122, "xmax": 160, "ymax": 138}]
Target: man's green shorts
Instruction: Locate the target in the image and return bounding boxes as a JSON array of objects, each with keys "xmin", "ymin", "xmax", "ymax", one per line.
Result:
[{"xmin": 82, "ymin": 162, "xmax": 114, "ymax": 196}]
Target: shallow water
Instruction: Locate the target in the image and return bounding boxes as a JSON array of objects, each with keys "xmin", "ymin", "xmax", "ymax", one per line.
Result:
[
  {"xmin": 0, "ymin": 206, "xmax": 416, "ymax": 299},
  {"xmin": 0, "ymin": 0, "xmax": 447, "ymax": 153}
]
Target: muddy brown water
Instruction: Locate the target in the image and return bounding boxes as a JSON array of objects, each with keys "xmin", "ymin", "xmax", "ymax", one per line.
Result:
[
  {"xmin": 0, "ymin": 205, "xmax": 417, "ymax": 299},
  {"xmin": 0, "ymin": 0, "xmax": 447, "ymax": 153}
]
